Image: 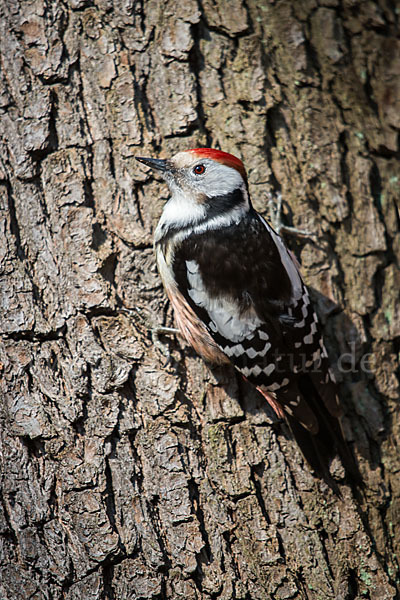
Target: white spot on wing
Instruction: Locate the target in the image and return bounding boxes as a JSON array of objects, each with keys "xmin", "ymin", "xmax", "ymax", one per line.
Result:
[
  {"xmin": 267, "ymin": 379, "xmax": 286, "ymax": 392},
  {"xmin": 241, "ymin": 365, "xmax": 262, "ymax": 377},
  {"xmin": 185, "ymin": 260, "xmax": 262, "ymax": 343},
  {"xmin": 244, "ymin": 343, "xmax": 271, "ymax": 359},
  {"xmin": 246, "ymin": 347, "xmax": 257, "ymax": 359},
  {"xmin": 267, "ymin": 382, "xmax": 280, "ymax": 391},
  {"xmin": 312, "ymin": 349, "xmax": 321, "ymax": 363},
  {"xmin": 303, "ymin": 332, "xmax": 314, "ymax": 344},
  {"xmin": 258, "ymin": 342, "xmax": 271, "ymax": 357},
  {"xmin": 231, "ymin": 344, "xmax": 245, "ymax": 357},
  {"xmin": 263, "ymin": 363, "xmax": 275, "ymax": 377},
  {"xmin": 188, "ymin": 288, "xmax": 207, "ymax": 305},
  {"xmin": 186, "ymin": 260, "xmax": 198, "ymax": 275},
  {"xmin": 294, "ymin": 319, "xmax": 306, "ymax": 328}
]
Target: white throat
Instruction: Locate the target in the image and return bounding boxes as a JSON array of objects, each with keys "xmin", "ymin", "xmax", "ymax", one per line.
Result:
[
  {"xmin": 156, "ymin": 187, "xmax": 207, "ymax": 238},
  {"xmin": 155, "ymin": 183, "xmax": 249, "ymax": 243}
]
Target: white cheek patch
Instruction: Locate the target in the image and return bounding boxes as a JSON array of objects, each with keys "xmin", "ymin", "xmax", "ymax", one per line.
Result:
[
  {"xmin": 196, "ymin": 164, "xmax": 244, "ymax": 198},
  {"xmin": 156, "ymin": 190, "xmax": 249, "ymax": 244},
  {"xmin": 157, "ymin": 189, "xmax": 207, "ymax": 235},
  {"xmin": 155, "ymin": 160, "xmax": 248, "ymax": 239},
  {"xmin": 186, "ymin": 260, "xmax": 262, "ymax": 343}
]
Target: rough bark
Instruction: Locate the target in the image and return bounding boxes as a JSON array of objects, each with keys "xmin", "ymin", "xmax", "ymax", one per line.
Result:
[{"xmin": 0, "ymin": 0, "xmax": 399, "ymax": 598}]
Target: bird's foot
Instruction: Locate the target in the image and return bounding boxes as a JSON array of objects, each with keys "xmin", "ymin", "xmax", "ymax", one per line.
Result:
[
  {"xmin": 267, "ymin": 192, "xmax": 316, "ymax": 240},
  {"xmin": 151, "ymin": 325, "xmax": 180, "ymax": 366},
  {"xmin": 119, "ymin": 307, "xmax": 179, "ymax": 366}
]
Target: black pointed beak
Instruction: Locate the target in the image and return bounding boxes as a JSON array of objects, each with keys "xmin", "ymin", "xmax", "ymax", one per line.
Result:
[{"xmin": 135, "ymin": 156, "xmax": 169, "ymax": 172}]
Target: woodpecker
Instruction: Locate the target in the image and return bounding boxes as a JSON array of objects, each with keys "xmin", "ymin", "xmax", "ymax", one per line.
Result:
[{"xmin": 136, "ymin": 148, "xmax": 360, "ymax": 491}]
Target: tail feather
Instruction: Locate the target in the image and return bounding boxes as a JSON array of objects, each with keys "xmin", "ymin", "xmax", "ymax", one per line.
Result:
[
  {"xmin": 257, "ymin": 374, "xmax": 363, "ymax": 494},
  {"xmin": 285, "ymin": 414, "xmax": 342, "ymax": 495},
  {"xmin": 292, "ymin": 374, "xmax": 363, "ymax": 493}
]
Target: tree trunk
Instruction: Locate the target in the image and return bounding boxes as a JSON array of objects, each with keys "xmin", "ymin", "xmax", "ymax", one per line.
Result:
[{"xmin": 0, "ymin": 1, "xmax": 399, "ymax": 598}]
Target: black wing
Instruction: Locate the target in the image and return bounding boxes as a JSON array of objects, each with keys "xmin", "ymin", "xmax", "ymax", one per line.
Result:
[{"xmin": 172, "ymin": 211, "xmax": 361, "ymax": 489}]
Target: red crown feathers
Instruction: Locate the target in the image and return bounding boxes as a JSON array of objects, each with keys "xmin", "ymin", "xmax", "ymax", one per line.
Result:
[{"xmin": 188, "ymin": 148, "xmax": 247, "ymax": 181}]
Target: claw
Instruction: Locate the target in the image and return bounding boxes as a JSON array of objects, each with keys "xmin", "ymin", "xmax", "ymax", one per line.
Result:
[
  {"xmin": 119, "ymin": 307, "xmax": 180, "ymax": 366},
  {"xmin": 151, "ymin": 326, "xmax": 180, "ymax": 365},
  {"xmin": 267, "ymin": 192, "xmax": 316, "ymax": 240}
]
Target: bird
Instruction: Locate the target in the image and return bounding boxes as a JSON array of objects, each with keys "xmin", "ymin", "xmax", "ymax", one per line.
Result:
[{"xmin": 135, "ymin": 148, "xmax": 361, "ymax": 492}]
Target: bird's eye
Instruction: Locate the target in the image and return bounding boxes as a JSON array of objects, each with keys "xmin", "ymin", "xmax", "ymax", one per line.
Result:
[{"xmin": 193, "ymin": 164, "xmax": 206, "ymax": 175}]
